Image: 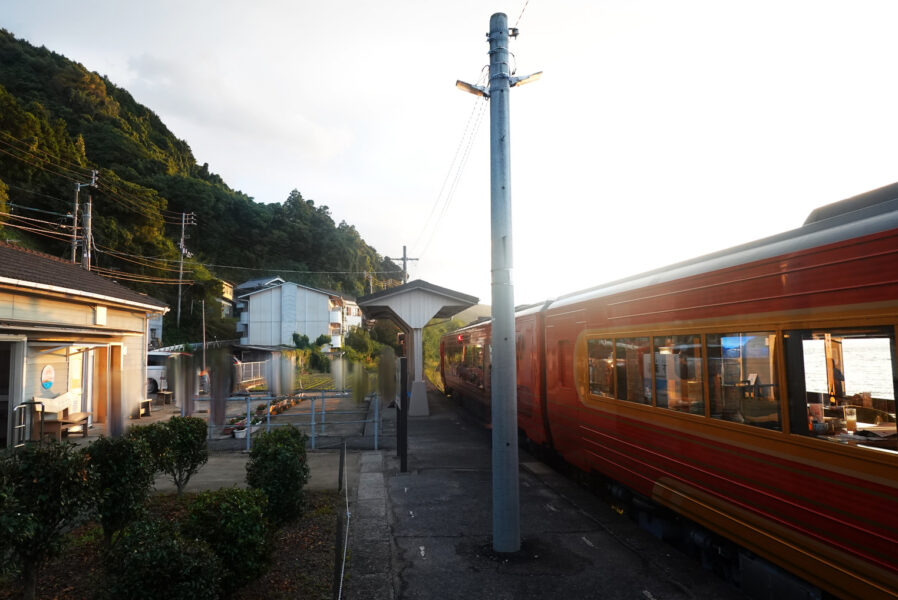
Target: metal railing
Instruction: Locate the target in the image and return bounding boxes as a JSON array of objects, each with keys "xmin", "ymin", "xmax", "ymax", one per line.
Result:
[
  {"xmin": 195, "ymin": 390, "xmax": 381, "ymax": 451},
  {"xmin": 10, "ymin": 401, "xmax": 41, "ymax": 448}
]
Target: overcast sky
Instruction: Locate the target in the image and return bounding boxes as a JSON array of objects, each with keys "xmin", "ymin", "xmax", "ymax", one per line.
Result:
[{"xmin": 4, "ymin": 1, "xmax": 898, "ymax": 306}]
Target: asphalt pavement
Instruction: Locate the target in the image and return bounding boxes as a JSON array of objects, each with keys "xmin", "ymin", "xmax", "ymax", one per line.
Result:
[{"xmin": 344, "ymin": 389, "xmax": 748, "ymax": 600}]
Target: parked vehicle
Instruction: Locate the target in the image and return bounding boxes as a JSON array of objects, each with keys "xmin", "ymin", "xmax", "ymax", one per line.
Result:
[{"xmin": 146, "ymin": 351, "xmax": 172, "ymax": 395}]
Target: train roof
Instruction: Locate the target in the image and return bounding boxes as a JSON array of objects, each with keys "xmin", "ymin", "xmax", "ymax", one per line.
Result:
[{"xmin": 549, "ymin": 183, "xmax": 898, "ymax": 311}]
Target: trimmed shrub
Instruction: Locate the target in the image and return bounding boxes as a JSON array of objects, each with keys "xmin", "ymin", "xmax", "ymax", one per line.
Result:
[
  {"xmin": 183, "ymin": 487, "xmax": 270, "ymax": 590},
  {"xmin": 0, "ymin": 440, "xmax": 95, "ymax": 600},
  {"xmin": 126, "ymin": 421, "xmax": 171, "ymax": 472},
  {"xmin": 104, "ymin": 518, "xmax": 221, "ymax": 600},
  {"xmin": 129, "ymin": 416, "xmax": 208, "ymax": 495},
  {"xmin": 165, "ymin": 416, "xmax": 209, "ymax": 493},
  {"xmin": 85, "ymin": 435, "xmax": 155, "ymax": 547},
  {"xmin": 0, "ymin": 473, "xmax": 35, "ymax": 579},
  {"xmin": 245, "ymin": 425, "xmax": 310, "ymax": 524}
]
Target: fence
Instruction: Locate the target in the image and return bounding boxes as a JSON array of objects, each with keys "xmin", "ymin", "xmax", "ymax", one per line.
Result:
[{"xmin": 190, "ymin": 389, "xmax": 381, "ymax": 452}]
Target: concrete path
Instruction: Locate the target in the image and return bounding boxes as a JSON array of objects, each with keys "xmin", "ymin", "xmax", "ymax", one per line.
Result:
[{"xmin": 152, "ymin": 449, "xmax": 361, "ymax": 494}]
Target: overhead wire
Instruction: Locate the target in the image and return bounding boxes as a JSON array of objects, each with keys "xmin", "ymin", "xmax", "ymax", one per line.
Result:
[
  {"xmin": 410, "ymin": 66, "xmax": 490, "ymax": 260},
  {"xmin": 0, "ymin": 130, "xmax": 93, "ymax": 178},
  {"xmin": 419, "ymin": 98, "xmax": 487, "ymax": 260},
  {"xmin": 5, "ymin": 185, "xmax": 72, "ymax": 208},
  {"xmin": 0, "ymin": 131, "xmax": 183, "ymax": 223},
  {"xmin": 0, "ymin": 137, "xmax": 91, "ymax": 182},
  {"xmin": 0, "ymin": 144, "xmax": 84, "ymax": 184},
  {"xmin": 0, "ymin": 220, "xmax": 73, "ymax": 243},
  {"xmin": 513, "ymin": 0, "xmax": 532, "ymax": 29},
  {"xmin": 95, "ymin": 249, "xmax": 189, "ymax": 273},
  {"xmin": 91, "ymin": 265, "xmax": 192, "ymax": 285}
]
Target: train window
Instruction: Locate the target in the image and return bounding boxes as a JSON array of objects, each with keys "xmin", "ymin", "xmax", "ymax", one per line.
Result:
[
  {"xmin": 587, "ymin": 338, "xmax": 613, "ymax": 396},
  {"xmin": 707, "ymin": 332, "xmax": 781, "ymax": 429},
  {"xmin": 785, "ymin": 327, "xmax": 897, "ymax": 448},
  {"xmin": 615, "ymin": 337, "xmax": 651, "ymax": 404},
  {"xmin": 653, "ymin": 335, "xmax": 704, "ymax": 414}
]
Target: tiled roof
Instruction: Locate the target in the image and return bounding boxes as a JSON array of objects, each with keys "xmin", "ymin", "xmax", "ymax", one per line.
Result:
[{"xmin": 0, "ymin": 241, "xmax": 168, "ymax": 310}]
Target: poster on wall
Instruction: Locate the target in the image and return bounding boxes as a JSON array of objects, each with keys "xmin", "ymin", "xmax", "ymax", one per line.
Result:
[{"xmin": 40, "ymin": 365, "xmax": 55, "ymax": 390}]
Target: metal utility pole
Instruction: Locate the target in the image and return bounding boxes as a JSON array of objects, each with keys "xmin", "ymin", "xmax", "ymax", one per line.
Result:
[
  {"xmin": 79, "ymin": 170, "xmax": 98, "ymax": 270},
  {"xmin": 457, "ymin": 12, "xmax": 541, "ymax": 554},
  {"xmin": 73, "ymin": 170, "xmax": 98, "ymax": 264},
  {"xmin": 176, "ymin": 212, "xmax": 197, "ymax": 327},
  {"xmin": 385, "ymin": 245, "xmax": 418, "ymax": 283}
]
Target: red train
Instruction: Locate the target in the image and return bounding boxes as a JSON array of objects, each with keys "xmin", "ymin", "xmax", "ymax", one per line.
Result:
[{"xmin": 441, "ymin": 183, "xmax": 898, "ymax": 600}]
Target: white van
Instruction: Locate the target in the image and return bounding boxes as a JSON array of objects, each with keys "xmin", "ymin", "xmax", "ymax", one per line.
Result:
[{"xmin": 147, "ymin": 351, "xmax": 171, "ymax": 394}]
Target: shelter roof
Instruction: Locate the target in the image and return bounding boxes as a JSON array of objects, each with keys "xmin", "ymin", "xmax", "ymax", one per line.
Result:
[
  {"xmin": 357, "ymin": 279, "xmax": 478, "ymax": 327},
  {"xmin": 0, "ymin": 241, "xmax": 167, "ymax": 311}
]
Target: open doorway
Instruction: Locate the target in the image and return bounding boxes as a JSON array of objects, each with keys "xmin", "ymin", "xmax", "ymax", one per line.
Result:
[{"xmin": 0, "ymin": 342, "xmax": 9, "ymax": 447}]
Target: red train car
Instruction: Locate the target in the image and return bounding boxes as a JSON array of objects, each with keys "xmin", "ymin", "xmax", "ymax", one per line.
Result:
[{"xmin": 441, "ymin": 184, "xmax": 898, "ymax": 599}]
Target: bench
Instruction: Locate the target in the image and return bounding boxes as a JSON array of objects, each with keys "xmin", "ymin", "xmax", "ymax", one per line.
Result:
[
  {"xmin": 156, "ymin": 390, "xmax": 173, "ymax": 405},
  {"xmin": 32, "ymin": 408, "xmax": 89, "ymax": 441}
]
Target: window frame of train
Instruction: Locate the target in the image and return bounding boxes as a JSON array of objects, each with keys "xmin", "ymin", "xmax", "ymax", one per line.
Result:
[
  {"xmin": 707, "ymin": 331, "xmax": 782, "ymax": 430},
  {"xmin": 784, "ymin": 325, "xmax": 898, "ymax": 447}
]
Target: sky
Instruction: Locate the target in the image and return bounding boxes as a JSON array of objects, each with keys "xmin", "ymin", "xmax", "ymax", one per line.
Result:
[{"xmin": 3, "ymin": 1, "xmax": 898, "ymax": 306}]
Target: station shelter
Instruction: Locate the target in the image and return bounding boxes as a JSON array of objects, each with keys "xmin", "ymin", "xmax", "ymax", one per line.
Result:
[
  {"xmin": 0, "ymin": 242, "xmax": 168, "ymax": 447},
  {"xmin": 358, "ymin": 280, "xmax": 477, "ymax": 414}
]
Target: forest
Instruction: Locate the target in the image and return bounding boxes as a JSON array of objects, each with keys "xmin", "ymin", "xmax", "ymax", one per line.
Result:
[{"xmin": 0, "ymin": 29, "xmax": 403, "ymax": 345}]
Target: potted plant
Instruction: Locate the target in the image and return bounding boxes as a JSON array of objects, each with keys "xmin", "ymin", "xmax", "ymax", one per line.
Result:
[{"xmin": 223, "ymin": 416, "xmax": 243, "ymax": 436}]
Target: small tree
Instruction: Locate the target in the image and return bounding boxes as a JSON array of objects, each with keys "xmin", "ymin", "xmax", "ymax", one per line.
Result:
[
  {"xmin": 85, "ymin": 436, "xmax": 156, "ymax": 549},
  {"xmin": 129, "ymin": 416, "xmax": 208, "ymax": 495},
  {"xmin": 0, "ymin": 441, "xmax": 95, "ymax": 600},
  {"xmin": 246, "ymin": 426, "xmax": 310, "ymax": 524},
  {"xmin": 183, "ymin": 488, "xmax": 270, "ymax": 589}
]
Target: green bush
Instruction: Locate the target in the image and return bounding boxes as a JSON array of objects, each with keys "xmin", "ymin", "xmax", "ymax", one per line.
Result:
[
  {"xmin": 104, "ymin": 518, "xmax": 221, "ymax": 600},
  {"xmin": 245, "ymin": 426, "xmax": 310, "ymax": 524},
  {"xmin": 126, "ymin": 421, "xmax": 170, "ymax": 472},
  {"xmin": 85, "ymin": 435, "xmax": 155, "ymax": 547},
  {"xmin": 0, "ymin": 474, "xmax": 35, "ymax": 579},
  {"xmin": 129, "ymin": 416, "xmax": 208, "ymax": 495},
  {"xmin": 0, "ymin": 441, "xmax": 95, "ymax": 600},
  {"xmin": 309, "ymin": 347, "xmax": 330, "ymax": 372},
  {"xmin": 183, "ymin": 487, "xmax": 270, "ymax": 590}
]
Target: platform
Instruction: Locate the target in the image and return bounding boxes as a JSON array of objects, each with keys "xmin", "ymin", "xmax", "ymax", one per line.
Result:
[{"xmin": 344, "ymin": 389, "xmax": 748, "ymax": 599}]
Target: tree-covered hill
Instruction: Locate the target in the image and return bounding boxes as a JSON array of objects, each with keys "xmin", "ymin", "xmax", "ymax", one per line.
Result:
[{"xmin": 0, "ymin": 29, "xmax": 402, "ymax": 344}]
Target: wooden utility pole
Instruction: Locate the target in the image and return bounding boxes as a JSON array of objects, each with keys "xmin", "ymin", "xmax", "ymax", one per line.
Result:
[{"xmin": 386, "ymin": 245, "xmax": 418, "ymax": 283}]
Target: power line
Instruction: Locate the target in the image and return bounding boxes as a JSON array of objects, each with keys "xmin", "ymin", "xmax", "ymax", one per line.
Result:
[
  {"xmin": 0, "ymin": 220, "xmax": 73, "ymax": 242},
  {"xmin": 513, "ymin": 0, "xmax": 532, "ymax": 29},
  {"xmin": 0, "ymin": 130, "xmax": 93, "ymax": 178},
  {"xmin": 5, "ymin": 185, "xmax": 71, "ymax": 207}
]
